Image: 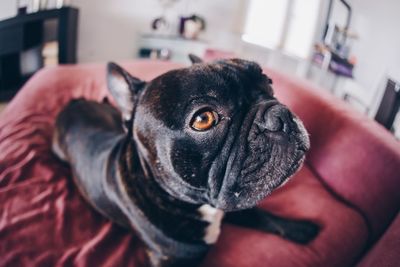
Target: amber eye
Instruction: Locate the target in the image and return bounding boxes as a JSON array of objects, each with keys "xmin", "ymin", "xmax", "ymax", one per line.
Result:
[{"xmin": 190, "ymin": 109, "xmax": 219, "ymax": 131}]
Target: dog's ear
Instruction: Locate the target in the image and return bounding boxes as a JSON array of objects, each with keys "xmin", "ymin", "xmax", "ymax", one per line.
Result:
[
  {"xmin": 107, "ymin": 62, "xmax": 145, "ymax": 121},
  {"xmin": 189, "ymin": 54, "xmax": 203, "ymax": 64}
]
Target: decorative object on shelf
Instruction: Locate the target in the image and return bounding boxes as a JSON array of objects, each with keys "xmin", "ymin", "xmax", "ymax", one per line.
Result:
[
  {"xmin": 45, "ymin": 0, "xmax": 57, "ymax": 9},
  {"xmin": 179, "ymin": 14, "xmax": 205, "ymax": 40},
  {"xmin": 17, "ymin": 0, "xmax": 71, "ymax": 15},
  {"xmin": 42, "ymin": 41, "xmax": 59, "ymax": 67},
  {"xmin": 151, "ymin": 0, "xmax": 181, "ymax": 35},
  {"xmin": 40, "ymin": 0, "xmax": 48, "ymax": 10},
  {"xmin": 137, "ymin": 34, "xmax": 208, "ymax": 63},
  {"xmin": 17, "ymin": 0, "xmax": 29, "ymax": 15},
  {"xmin": 41, "ymin": 0, "xmax": 71, "ymax": 9},
  {"xmin": 307, "ymin": 0, "xmax": 358, "ymax": 93},
  {"xmin": 46, "ymin": 0, "xmax": 70, "ymax": 10},
  {"xmin": 29, "ymin": 0, "xmax": 41, "ymax": 13},
  {"xmin": 138, "ymin": 47, "xmax": 172, "ymax": 61},
  {"xmin": 55, "ymin": 0, "xmax": 70, "ymax": 9},
  {"xmin": 151, "ymin": 17, "xmax": 169, "ymax": 33}
]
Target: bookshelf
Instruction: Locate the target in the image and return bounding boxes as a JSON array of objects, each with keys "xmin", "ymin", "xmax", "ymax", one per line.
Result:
[{"xmin": 0, "ymin": 7, "xmax": 78, "ymax": 100}]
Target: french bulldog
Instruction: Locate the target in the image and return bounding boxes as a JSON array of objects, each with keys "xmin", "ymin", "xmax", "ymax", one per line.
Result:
[{"xmin": 52, "ymin": 55, "xmax": 318, "ymax": 267}]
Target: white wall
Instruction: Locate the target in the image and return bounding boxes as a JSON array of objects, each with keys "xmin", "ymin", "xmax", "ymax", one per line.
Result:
[
  {"xmin": 0, "ymin": 0, "xmax": 244, "ymax": 62},
  {"xmin": 74, "ymin": 0, "xmax": 243, "ymax": 62},
  {"xmin": 1, "ymin": 0, "xmax": 399, "ymax": 110},
  {"xmin": 334, "ymin": 0, "xmax": 400, "ymax": 110}
]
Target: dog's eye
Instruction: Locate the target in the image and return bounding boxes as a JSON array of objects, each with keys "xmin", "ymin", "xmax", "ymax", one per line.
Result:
[{"xmin": 190, "ymin": 109, "xmax": 219, "ymax": 131}]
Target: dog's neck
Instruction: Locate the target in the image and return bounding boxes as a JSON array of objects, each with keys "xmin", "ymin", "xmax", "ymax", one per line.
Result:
[{"xmin": 111, "ymin": 138, "xmax": 223, "ymax": 248}]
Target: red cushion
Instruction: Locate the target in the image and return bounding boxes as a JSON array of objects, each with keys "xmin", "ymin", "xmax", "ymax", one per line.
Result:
[
  {"xmin": 357, "ymin": 213, "xmax": 400, "ymax": 267},
  {"xmin": 264, "ymin": 67, "xmax": 400, "ymax": 240},
  {"xmin": 203, "ymin": 166, "xmax": 368, "ymax": 267},
  {"xmin": 0, "ymin": 61, "xmax": 369, "ymax": 266}
]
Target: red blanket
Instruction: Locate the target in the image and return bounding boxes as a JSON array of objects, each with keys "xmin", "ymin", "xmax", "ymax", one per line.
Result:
[{"xmin": 0, "ymin": 61, "xmax": 368, "ymax": 267}]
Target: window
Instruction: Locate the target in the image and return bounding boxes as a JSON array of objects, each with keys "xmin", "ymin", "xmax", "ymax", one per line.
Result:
[{"xmin": 242, "ymin": 0, "xmax": 321, "ymax": 59}]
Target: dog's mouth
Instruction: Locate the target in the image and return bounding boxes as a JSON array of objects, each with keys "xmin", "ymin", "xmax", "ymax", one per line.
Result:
[{"xmin": 213, "ymin": 103, "xmax": 310, "ymax": 211}]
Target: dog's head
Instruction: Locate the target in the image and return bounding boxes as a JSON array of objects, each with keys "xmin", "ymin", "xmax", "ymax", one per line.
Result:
[{"xmin": 107, "ymin": 55, "xmax": 309, "ymax": 211}]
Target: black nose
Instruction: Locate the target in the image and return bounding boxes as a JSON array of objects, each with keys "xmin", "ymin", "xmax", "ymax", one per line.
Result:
[{"xmin": 262, "ymin": 105, "xmax": 292, "ymax": 133}]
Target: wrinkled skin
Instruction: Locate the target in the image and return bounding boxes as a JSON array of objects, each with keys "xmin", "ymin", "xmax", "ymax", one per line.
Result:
[
  {"xmin": 53, "ymin": 57, "xmax": 316, "ymax": 267},
  {"xmin": 133, "ymin": 59, "xmax": 310, "ymax": 211}
]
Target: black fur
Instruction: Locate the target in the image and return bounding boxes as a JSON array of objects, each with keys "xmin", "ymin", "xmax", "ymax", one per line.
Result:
[{"xmin": 53, "ymin": 57, "xmax": 318, "ymax": 267}]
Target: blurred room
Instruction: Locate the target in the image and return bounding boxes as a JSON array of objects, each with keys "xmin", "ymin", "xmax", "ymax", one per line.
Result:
[
  {"xmin": 0, "ymin": 1, "xmax": 399, "ymax": 267},
  {"xmin": 1, "ymin": 0, "xmax": 399, "ymax": 137}
]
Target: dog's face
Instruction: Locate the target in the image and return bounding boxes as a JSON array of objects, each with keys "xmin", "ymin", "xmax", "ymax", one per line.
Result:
[{"xmin": 107, "ymin": 57, "xmax": 309, "ymax": 211}]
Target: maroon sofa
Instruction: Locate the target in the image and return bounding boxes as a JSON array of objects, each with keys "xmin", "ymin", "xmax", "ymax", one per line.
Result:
[{"xmin": 0, "ymin": 60, "xmax": 399, "ymax": 267}]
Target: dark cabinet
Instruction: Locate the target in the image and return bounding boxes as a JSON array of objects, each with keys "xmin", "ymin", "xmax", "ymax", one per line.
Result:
[{"xmin": 0, "ymin": 7, "xmax": 78, "ymax": 100}]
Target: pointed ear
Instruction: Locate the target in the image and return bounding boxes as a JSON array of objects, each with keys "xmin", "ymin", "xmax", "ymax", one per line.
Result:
[
  {"xmin": 107, "ymin": 62, "xmax": 145, "ymax": 121},
  {"xmin": 188, "ymin": 54, "xmax": 203, "ymax": 64}
]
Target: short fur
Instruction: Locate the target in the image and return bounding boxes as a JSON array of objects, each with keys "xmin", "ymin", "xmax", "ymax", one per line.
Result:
[{"xmin": 53, "ymin": 56, "xmax": 318, "ymax": 267}]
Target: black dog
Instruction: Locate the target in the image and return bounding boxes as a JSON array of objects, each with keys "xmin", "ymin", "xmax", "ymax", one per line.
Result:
[{"xmin": 52, "ymin": 55, "xmax": 318, "ymax": 267}]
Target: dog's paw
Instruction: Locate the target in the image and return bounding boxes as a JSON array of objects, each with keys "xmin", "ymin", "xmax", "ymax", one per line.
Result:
[{"xmin": 280, "ymin": 220, "xmax": 320, "ymax": 244}]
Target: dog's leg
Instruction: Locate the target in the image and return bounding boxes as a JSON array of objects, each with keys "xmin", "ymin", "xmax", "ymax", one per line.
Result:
[{"xmin": 224, "ymin": 208, "xmax": 319, "ymax": 244}]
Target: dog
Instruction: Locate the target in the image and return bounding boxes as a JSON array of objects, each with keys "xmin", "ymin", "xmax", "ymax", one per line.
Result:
[{"xmin": 52, "ymin": 55, "xmax": 319, "ymax": 267}]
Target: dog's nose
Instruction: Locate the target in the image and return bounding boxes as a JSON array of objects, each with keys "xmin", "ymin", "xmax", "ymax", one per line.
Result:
[{"xmin": 262, "ymin": 105, "xmax": 292, "ymax": 133}]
